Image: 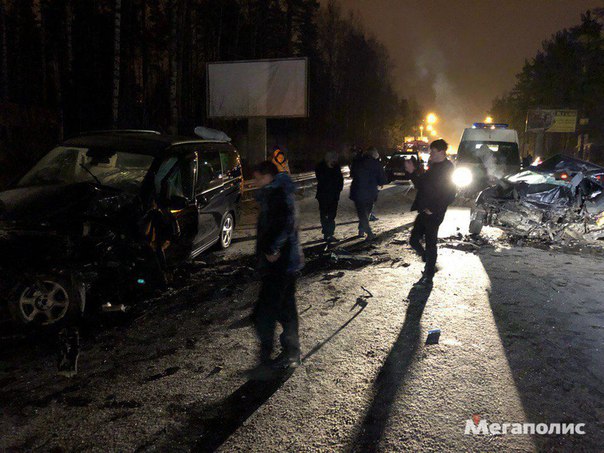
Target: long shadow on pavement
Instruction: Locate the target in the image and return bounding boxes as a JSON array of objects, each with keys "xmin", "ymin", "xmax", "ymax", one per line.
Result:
[
  {"xmin": 350, "ymin": 285, "xmax": 431, "ymax": 452},
  {"xmin": 477, "ymin": 248, "xmax": 604, "ymax": 451},
  {"xmin": 161, "ymin": 305, "xmax": 368, "ymax": 453}
]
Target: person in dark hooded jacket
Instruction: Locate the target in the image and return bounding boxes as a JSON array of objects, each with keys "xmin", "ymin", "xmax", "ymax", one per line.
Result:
[
  {"xmin": 349, "ymin": 147, "xmax": 387, "ymax": 240},
  {"xmin": 253, "ymin": 161, "xmax": 304, "ymax": 369},
  {"xmin": 315, "ymin": 151, "xmax": 344, "ymax": 242}
]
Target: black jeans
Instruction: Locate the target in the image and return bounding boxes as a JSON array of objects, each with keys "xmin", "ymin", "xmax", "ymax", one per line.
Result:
[
  {"xmin": 354, "ymin": 200, "xmax": 374, "ymax": 235},
  {"xmin": 318, "ymin": 198, "xmax": 339, "ymax": 238},
  {"xmin": 253, "ymin": 273, "xmax": 300, "ymax": 359},
  {"xmin": 409, "ymin": 212, "xmax": 444, "ymax": 277}
]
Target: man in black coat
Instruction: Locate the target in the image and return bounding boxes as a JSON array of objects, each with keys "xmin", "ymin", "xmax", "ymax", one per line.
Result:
[
  {"xmin": 404, "ymin": 139, "xmax": 456, "ymax": 287},
  {"xmin": 350, "ymin": 147, "xmax": 387, "ymax": 240},
  {"xmin": 315, "ymin": 151, "xmax": 344, "ymax": 242}
]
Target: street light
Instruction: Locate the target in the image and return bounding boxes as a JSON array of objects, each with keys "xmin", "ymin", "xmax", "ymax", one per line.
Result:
[
  {"xmin": 426, "ymin": 124, "xmax": 434, "ymax": 132},
  {"xmin": 427, "ymin": 113, "xmax": 437, "ymax": 124},
  {"xmin": 430, "ymin": 130, "xmax": 437, "ymax": 137},
  {"xmin": 485, "ymin": 116, "xmax": 493, "ymax": 124}
]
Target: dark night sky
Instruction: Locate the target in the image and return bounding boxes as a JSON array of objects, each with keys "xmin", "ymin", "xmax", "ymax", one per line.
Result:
[{"xmin": 332, "ymin": 0, "xmax": 601, "ymax": 146}]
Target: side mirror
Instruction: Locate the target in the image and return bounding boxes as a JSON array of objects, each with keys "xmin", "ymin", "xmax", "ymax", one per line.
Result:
[{"xmin": 170, "ymin": 195, "xmax": 190, "ymax": 210}]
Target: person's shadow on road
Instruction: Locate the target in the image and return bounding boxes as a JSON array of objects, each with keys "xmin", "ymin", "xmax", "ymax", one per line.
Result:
[{"xmin": 350, "ymin": 284, "xmax": 431, "ymax": 452}]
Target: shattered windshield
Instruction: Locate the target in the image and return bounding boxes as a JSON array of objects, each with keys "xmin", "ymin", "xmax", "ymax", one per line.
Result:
[
  {"xmin": 457, "ymin": 141, "xmax": 520, "ymax": 166},
  {"xmin": 17, "ymin": 147, "xmax": 154, "ymax": 193}
]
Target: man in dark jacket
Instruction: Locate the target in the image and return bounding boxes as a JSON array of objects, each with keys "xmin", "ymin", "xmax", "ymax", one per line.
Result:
[
  {"xmin": 253, "ymin": 161, "xmax": 304, "ymax": 369},
  {"xmin": 315, "ymin": 151, "xmax": 344, "ymax": 242},
  {"xmin": 350, "ymin": 147, "xmax": 387, "ymax": 240},
  {"xmin": 404, "ymin": 139, "xmax": 456, "ymax": 287}
]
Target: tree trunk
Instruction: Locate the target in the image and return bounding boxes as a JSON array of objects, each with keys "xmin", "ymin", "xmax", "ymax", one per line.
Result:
[
  {"xmin": 141, "ymin": 0, "xmax": 149, "ymax": 126},
  {"xmin": 65, "ymin": 0, "xmax": 73, "ymax": 75},
  {"xmin": 285, "ymin": 0, "xmax": 293, "ymax": 55},
  {"xmin": 169, "ymin": 0, "xmax": 178, "ymax": 134},
  {"xmin": 0, "ymin": 0, "xmax": 8, "ymax": 101},
  {"xmin": 112, "ymin": 0, "xmax": 122, "ymax": 128},
  {"xmin": 37, "ymin": 0, "xmax": 48, "ymax": 103}
]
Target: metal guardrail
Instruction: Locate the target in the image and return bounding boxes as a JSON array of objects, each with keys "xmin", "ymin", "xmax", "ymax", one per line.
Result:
[{"xmin": 242, "ymin": 166, "xmax": 351, "ymax": 199}]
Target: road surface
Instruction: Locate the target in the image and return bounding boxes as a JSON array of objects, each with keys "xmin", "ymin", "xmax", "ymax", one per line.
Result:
[{"xmin": 1, "ymin": 182, "xmax": 602, "ymax": 452}]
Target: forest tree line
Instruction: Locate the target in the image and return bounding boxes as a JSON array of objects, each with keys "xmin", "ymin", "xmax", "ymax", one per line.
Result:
[
  {"xmin": 490, "ymin": 9, "xmax": 604, "ymax": 160},
  {"xmin": 0, "ymin": 0, "xmax": 421, "ymax": 179}
]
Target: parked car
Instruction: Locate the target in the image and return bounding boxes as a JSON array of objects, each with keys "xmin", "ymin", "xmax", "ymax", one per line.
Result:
[
  {"xmin": 384, "ymin": 151, "xmax": 424, "ymax": 182},
  {"xmin": 0, "ymin": 130, "xmax": 243, "ymax": 326}
]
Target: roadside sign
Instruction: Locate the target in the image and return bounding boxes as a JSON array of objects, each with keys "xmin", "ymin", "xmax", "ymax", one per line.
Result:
[{"xmin": 526, "ymin": 109, "xmax": 577, "ymax": 133}]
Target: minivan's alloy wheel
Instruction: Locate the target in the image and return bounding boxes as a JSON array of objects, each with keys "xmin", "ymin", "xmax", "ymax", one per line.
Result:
[
  {"xmin": 220, "ymin": 213, "xmax": 234, "ymax": 249},
  {"xmin": 17, "ymin": 279, "xmax": 71, "ymax": 325}
]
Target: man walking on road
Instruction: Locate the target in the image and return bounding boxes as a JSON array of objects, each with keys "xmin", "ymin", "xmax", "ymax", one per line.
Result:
[
  {"xmin": 405, "ymin": 139, "xmax": 456, "ymax": 287},
  {"xmin": 315, "ymin": 151, "xmax": 344, "ymax": 242},
  {"xmin": 253, "ymin": 161, "xmax": 304, "ymax": 369},
  {"xmin": 350, "ymin": 147, "xmax": 387, "ymax": 240}
]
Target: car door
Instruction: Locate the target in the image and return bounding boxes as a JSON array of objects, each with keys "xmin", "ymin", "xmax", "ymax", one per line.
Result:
[
  {"xmin": 155, "ymin": 150, "xmax": 199, "ymax": 264},
  {"xmin": 217, "ymin": 143, "xmax": 243, "ymax": 218},
  {"xmin": 192, "ymin": 144, "xmax": 225, "ymax": 254}
]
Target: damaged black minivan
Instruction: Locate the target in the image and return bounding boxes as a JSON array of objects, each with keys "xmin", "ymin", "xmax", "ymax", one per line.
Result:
[{"xmin": 0, "ymin": 130, "xmax": 242, "ymax": 326}]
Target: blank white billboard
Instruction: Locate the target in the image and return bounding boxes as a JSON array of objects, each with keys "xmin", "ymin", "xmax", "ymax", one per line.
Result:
[{"xmin": 207, "ymin": 58, "xmax": 308, "ymax": 118}]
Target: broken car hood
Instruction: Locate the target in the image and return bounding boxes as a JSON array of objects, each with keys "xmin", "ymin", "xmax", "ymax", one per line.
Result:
[{"xmin": 0, "ymin": 183, "xmax": 139, "ymax": 229}]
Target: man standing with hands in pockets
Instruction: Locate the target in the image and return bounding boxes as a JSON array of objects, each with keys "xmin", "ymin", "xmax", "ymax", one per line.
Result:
[
  {"xmin": 404, "ymin": 139, "xmax": 456, "ymax": 288},
  {"xmin": 252, "ymin": 161, "xmax": 303, "ymax": 369}
]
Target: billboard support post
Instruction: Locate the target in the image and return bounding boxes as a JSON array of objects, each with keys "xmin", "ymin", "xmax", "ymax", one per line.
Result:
[{"xmin": 247, "ymin": 117, "xmax": 267, "ymax": 166}]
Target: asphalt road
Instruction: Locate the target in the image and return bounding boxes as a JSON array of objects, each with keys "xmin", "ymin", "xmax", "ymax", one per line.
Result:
[{"xmin": 1, "ymin": 182, "xmax": 602, "ymax": 452}]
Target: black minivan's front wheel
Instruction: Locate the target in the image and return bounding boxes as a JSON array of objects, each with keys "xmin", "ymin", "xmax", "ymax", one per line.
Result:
[
  {"xmin": 9, "ymin": 274, "xmax": 82, "ymax": 327},
  {"xmin": 219, "ymin": 213, "xmax": 234, "ymax": 249}
]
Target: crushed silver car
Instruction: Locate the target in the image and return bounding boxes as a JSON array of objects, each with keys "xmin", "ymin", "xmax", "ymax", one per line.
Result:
[{"xmin": 470, "ymin": 154, "xmax": 604, "ymax": 242}]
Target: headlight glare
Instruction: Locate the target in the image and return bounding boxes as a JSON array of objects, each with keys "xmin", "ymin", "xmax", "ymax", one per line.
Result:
[{"xmin": 452, "ymin": 167, "xmax": 473, "ymax": 188}]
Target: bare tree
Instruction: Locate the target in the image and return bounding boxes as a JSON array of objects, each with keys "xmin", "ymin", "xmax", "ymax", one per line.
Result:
[
  {"xmin": 169, "ymin": 0, "xmax": 178, "ymax": 134},
  {"xmin": 112, "ymin": 0, "xmax": 122, "ymax": 127},
  {"xmin": 0, "ymin": 0, "xmax": 8, "ymax": 100}
]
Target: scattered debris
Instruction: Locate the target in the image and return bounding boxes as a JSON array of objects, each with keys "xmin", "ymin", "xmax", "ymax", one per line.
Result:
[
  {"xmin": 145, "ymin": 366, "xmax": 180, "ymax": 382},
  {"xmin": 101, "ymin": 302, "xmax": 127, "ymax": 313},
  {"xmin": 352, "ymin": 286, "xmax": 374, "ymax": 310},
  {"xmin": 321, "ymin": 271, "xmax": 345, "ymax": 281},
  {"xmin": 329, "ymin": 252, "xmax": 374, "ymax": 267},
  {"xmin": 361, "ymin": 286, "xmax": 374, "ymax": 298},
  {"xmin": 57, "ymin": 328, "xmax": 79, "ymax": 378},
  {"xmin": 185, "ymin": 337, "xmax": 197, "ymax": 349},
  {"xmin": 440, "ymin": 234, "xmax": 492, "ymax": 252},
  {"xmin": 426, "ymin": 329, "xmax": 441, "ymax": 345},
  {"xmin": 392, "ymin": 239, "xmax": 408, "ymax": 245},
  {"xmin": 206, "ymin": 365, "xmax": 223, "ymax": 377}
]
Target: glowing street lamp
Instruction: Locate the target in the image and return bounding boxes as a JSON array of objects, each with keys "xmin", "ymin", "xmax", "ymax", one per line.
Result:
[
  {"xmin": 426, "ymin": 124, "xmax": 434, "ymax": 132},
  {"xmin": 485, "ymin": 116, "xmax": 493, "ymax": 124},
  {"xmin": 427, "ymin": 113, "xmax": 437, "ymax": 124},
  {"xmin": 430, "ymin": 130, "xmax": 437, "ymax": 137}
]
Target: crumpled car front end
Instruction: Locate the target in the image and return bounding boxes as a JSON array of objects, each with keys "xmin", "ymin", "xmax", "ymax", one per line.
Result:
[
  {"xmin": 0, "ymin": 183, "xmax": 154, "ymax": 327},
  {"xmin": 470, "ymin": 154, "xmax": 604, "ymax": 242}
]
